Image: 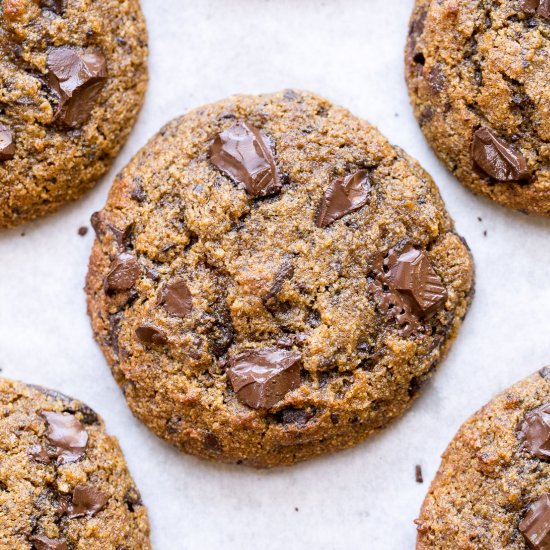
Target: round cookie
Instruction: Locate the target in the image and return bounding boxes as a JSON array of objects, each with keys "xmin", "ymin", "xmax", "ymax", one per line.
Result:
[
  {"xmin": 85, "ymin": 90, "xmax": 474, "ymax": 468},
  {"xmin": 0, "ymin": 0, "xmax": 148, "ymax": 228},
  {"xmin": 405, "ymin": 0, "xmax": 550, "ymax": 216},
  {"xmin": 0, "ymin": 378, "xmax": 151, "ymax": 549},
  {"xmin": 417, "ymin": 368, "xmax": 550, "ymax": 549}
]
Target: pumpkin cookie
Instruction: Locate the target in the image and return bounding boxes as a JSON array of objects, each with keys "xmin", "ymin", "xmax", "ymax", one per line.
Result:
[
  {"xmin": 0, "ymin": 378, "xmax": 151, "ymax": 549},
  {"xmin": 417, "ymin": 369, "xmax": 550, "ymax": 549},
  {"xmin": 0, "ymin": 0, "xmax": 148, "ymax": 227},
  {"xmin": 85, "ymin": 90, "xmax": 474, "ymax": 468},
  {"xmin": 406, "ymin": 0, "xmax": 550, "ymax": 215}
]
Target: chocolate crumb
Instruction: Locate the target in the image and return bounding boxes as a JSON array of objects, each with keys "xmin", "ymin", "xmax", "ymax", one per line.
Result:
[
  {"xmin": 78, "ymin": 226, "xmax": 88, "ymax": 236},
  {"xmin": 415, "ymin": 464, "xmax": 424, "ymax": 483}
]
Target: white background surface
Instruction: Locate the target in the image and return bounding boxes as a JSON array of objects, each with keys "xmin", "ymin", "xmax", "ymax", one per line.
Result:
[{"xmin": 1, "ymin": 1, "xmax": 549, "ymax": 548}]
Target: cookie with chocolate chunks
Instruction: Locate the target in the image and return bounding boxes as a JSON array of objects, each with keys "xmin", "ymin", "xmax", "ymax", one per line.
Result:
[
  {"xmin": 406, "ymin": 0, "xmax": 550, "ymax": 215},
  {"xmin": 0, "ymin": 0, "xmax": 148, "ymax": 227},
  {"xmin": 417, "ymin": 371, "xmax": 550, "ymax": 549},
  {"xmin": 86, "ymin": 90, "xmax": 474, "ymax": 468},
  {"xmin": 0, "ymin": 378, "xmax": 150, "ymax": 548}
]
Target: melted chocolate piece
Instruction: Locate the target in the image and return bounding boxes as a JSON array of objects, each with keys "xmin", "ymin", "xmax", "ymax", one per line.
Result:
[
  {"xmin": 30, "ymin": 536, "xmax": 68, "ymax": 550},
  {"xmin": 158, "ymin": 280, "xmax": 192, "ymax": 318},
  {"xmin": 135, "ymin": 324, "xmax": 168, "ymax": 346},
  {"xmin": 471, "ymin": 127, "xmax": 530, "ymax": 182},
  {"xmin": 0, "ymin": 123, "xmax": 15, "ymax": 160},
  {"xmin": 316, "ymin": 170, "xmax": 371, "ymax": 228},
  {"xmin": 386, "ymin": 245, "xmax": 447, "ymax": 315},
  {"xmin": 263, "ymin": 261, "xmax": 294, "ymax": 302},
  {"xmin": 520, "ymin": 403, "xmax": 550, "ymax": 460},
  {"xmin": 68, "ymin": 485, "xmax": 108, "ymax": 518},
  {"xmin": 46, "ymin": 47, "xmax": 107, "ymax": 127},
  {"xmin": 523, "ymin": 0, "xmax": 550, "ymax": 19},
  {"xmin": 228, "ymin": 348, "xmax": 302, "ymax": 409},
  {"xmin": 104, "ymin": 253, "xmax": 140, "ymax": 293},
  {"xmin": 42, "ymin": 412, "xmax": 88, "ymax": 463},
  {"xmin": 211, "ymin": 122, "xmax": 281, "ymax": 197},
  {"xmin": 520, "ymin": 494, "xmax": 550, "ymax": 550}
]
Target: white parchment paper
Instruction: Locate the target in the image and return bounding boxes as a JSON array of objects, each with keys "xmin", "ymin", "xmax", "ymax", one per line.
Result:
[{"xmin": 1, "ymin": 1, "xmax": 549, "ymax": 548}]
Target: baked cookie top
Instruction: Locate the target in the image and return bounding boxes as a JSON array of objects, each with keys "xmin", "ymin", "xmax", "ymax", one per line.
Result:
[
  {"xmin": 0, "ymin": 0, "xmax": 148, "ymax": 228},
  {"xmin": 417, "ymin": 369, "xmax": 550, "ymax": 549},
  {"xmin": 406, "ymin": 0, "xmax": 550, "ymax": 216},
  {"xmin": 86, "ymin": 90, "xmax": 474, "ymax": 468},
  {"xmin": 0, "ymin": 378, "xmax": 151, "ymax": 549}
]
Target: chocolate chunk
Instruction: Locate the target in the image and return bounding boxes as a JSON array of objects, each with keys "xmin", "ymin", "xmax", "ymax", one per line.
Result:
[
  {"xmin": 228, "ymin": 348, "xmax": 301, "ymax": 409},
  {"xmin": 68, "ymin": 485, "xmax": 108, "ymax": 518},
  {"xmin": 523, "ymin": 0, "xmax": 550, "ymax": 19},
  {"xmin": 30, "ymin": 536, "xmax": 68, "ymax": 550},
  {"xmin": 40, "ymin": 0, "xmax": 65, "ymax": 13},
  {"xmin": 109, "ymin": 223, "xmax": 134, "ymax": 250},
  {"xmin": 520, "ymin": 403, "xmax": 550, "ymax": 460},
  {"xmin": 263, "ymin": 261, "xmax": 294, "ymax": 302},
  {"xmin": 204, "ymin": 432, "xmax": 222, "ymax": 452},
  {"xmin": 520, "ymin": 494, "xmax": 550, "ymax": 550},
  {"xmin": 29, "ymin": 444, "xmax": 50, "ymax": 464},
  {"xmin": 471, "ymin": 127, "xmax": 530, "ymax": 182},
  {"xmin": 90, "ymin": 211, "xmax": 105, "ymax": 239},
  {"xmin": 158, "ymin": 280, "xmax": 192, "ymax": 317},
  {"xmin": 415, "ymin": 465, "xmax": 424, "ymax": 483},
  {"xmin": 386, "ymin": 245, "xmax": 447, "ymax": 315},
  {"xmin": 316, "ymin": 170, "xmax": 371, "ymax": 228},
  {"xmin": 279, "ymin": 408, "xmax": 314, "ymax": 427},
  {"xmin": 78, "ymin": 226, "xmax": 88, "ymax": 236},
  {"xmin": 46, "ymin": 47, "xmax": 107, "ymax": 127},
  {"xmin": 131, "ymin": 177, "xmax": 146, "ymax": 202},
  {"xmin": 211, "ymin": 122, "xmax": 281, "ymax": 197},
  {"xmin": 135, "ymin": 324, "xmax": 168, "ymax": 346},
  {"xmin": 367, "ymin": 252, "xmax": 422, "ymax": 336},
  {"xmin": 42, "ymin": 412, "xmax": 88, "ymax": 463},
  {"xmin": 124, "ymin": 486, "xmax": 143, "ymax": 512},
  {"xmin": 0, "ymin": 123, "xmax": 15, "ymax": 160},
  {"xmin": 104, "ymin": 253, "xmax": 140, "ymax": 293}
]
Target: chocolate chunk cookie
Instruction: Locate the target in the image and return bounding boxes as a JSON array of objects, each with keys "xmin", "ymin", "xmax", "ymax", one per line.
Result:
[
  {"xmin": 406, "ymin": 0, "xmax": 550, "ymax": 216},
  {"xmin": 0, "ymin": 378, "xmax": 150, "ymax": 549},
  {"xmin": 0, "ymin": 0, "xmax": 148, "ymax": 228},
  {"xmin": 85, "ymin": 90, "xmax": 474, "ymax": 468},
  {"xmin": 417, "ymin": 369, "xmax": 550, "ymax": 549}
]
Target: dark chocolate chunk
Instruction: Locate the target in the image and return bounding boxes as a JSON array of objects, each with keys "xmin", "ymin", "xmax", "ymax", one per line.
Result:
[
  {"xmin": 135, "ymin": 324, "xmax": 168, "ymax": 346},
  {"xmin": 46, "ymin": 47, "xmax": 107, "ymax": 127},
  {"xmin": 104, "ymin": 253, "xmax": 140, "ymax": 293},
  {"xmin": 131, "ymin": 177, "xmax": 146, "ymax": 202},
  {"xmin": 78, "ymin": 226, "xmax": 88, "ymax": 236},
  {"xmin": 30, "ymin": 536, "xmax": 68, "ymax": 550},
  {"xmin": 40, "ymin": 0, "xmax": 65, "ymax": 14},
  {"xmin": 42, "ymin": 412, "xmax": 88, "ymax": 463},
  {"xmin": 386, "ymin": 245, "xmax": 447, "ymax": 315},
  {"xmin": 68, "ymin": 485, "xmax": 108, "ymax": 518},
  {"xmin": 211, "ymin": 122, "xmax": 281, "ymax": 197},
  {"xmin": 415, "ymin": 465, "xmax": 424, "ymax": 483},
  {"xmin": 279, "ymin": 408, "xmax": 315, "ymax": 427},
  {"xmin": 158, "ymin": 280, "xmax": 192, "ymax": 318},
  {"xmin": 523, "ymin": 0, "xmax": 550, "ymax": 19},
  {"xmin": 228, "ymin": 348, "xmax": 301, "ymax": 409},
  {"xmin": 520, "ymin": 493, "xmax": 550, "ymax": 550},
  {"xmin": 263, "ymin": 261, "xmax": 294, "ymax": 302},
  {"xmin": 124, "ymin": 486, "xmax": 143, "ymax": 512},
  {"xmin": 471, "ymin": 127, "xmax": 530, "ymax": 182},
  {"xmin": 109, "ymin": 223, "xmax": 134, "ymax": 250},
  {"xmin": 316, "ymin": 170, "xmax": 372, "ymax": 228},
  {"xmin": 520, "ymin": 403, "xmax": 550, "ymax": 460},
  {"xmin": 0, "ymin": 123, "xmax": 15, "ymax": 160},
  {"xmin": 90, "ymin": 211, "xmax": 105, "ymax": 239}
]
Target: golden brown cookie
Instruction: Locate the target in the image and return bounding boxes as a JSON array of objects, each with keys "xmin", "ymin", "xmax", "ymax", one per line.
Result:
[
  {"xmin": 0, "ymin": 378, "xmax": 151, "ymax": 549},
  {"xmin": 0, "ymin": 0, "xmax": 148, "ymax": 228},
  {"xmin": 417, "ymin": 368, "xmax": 550, "ymax": 549},
  {"xmin": 85, "ymin": 90, "xmax": 474, "ymax": 468},
  {"xmin": 406, "ymin": 0, "xmax": 550, "ymax": 216}
]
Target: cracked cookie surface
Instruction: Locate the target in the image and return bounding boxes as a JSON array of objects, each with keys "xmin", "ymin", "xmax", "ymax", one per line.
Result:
[
  {"xmin": 0, "ymin": 0, "xmax": 148, "ymax": 228},
  {"xmin": 417, "ymin": 369, "xmax": 550, "ymax": 549},
  {"xmin": 85, "ymin": 90, "xmax": 474, "ymax": 468},
  {"xmin": 0, "ymin": 378, "xmax": 150, "ymax": 549},
  {"xmin": 406, "ymin": 0, "xmax": 550, "ymax": 216}
]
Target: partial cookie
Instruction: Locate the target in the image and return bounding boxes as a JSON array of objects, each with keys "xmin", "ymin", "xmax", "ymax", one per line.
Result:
[
  {"xmin": 0, "ymin": 378, "xmax": 151, "ymax": 549},
  {"xmin": 85, "ymin": 90, "xmax": 474, "ymax": 468},
  {"xmin": 0, "ymin": 0, "xmax": 148, "ymax": 227},
  {"xmin": 417, "ymin": 369, "xmax": 550, "ymax": 549},
  {"xmin": 406, "ymin": 0, "xmax": 550, "ymax": 216}
]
